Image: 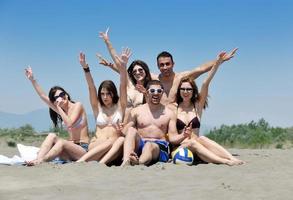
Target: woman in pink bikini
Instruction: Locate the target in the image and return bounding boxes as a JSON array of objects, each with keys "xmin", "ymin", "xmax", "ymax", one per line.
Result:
[{"xmin": 24, "ymin": 67, "xmax": 90, "ymax": 165}]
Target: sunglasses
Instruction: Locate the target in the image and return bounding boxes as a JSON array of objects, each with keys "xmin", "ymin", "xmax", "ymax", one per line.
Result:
[
  {"xmin": 132, "ymin": 68, "xmax": 144, "ymax": 75},
  {"xmin": 148, "ymin": 88, "xmax": 163, "ymax": 94},
  {"xmin": 54, "ymin": 91, "xmax": 66, "ymax": 101},
  {"xmin": 180, "ymin": 87, "xmax": 193, "ymax": 93}
]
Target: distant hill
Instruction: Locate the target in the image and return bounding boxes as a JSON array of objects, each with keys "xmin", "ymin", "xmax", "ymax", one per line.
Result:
[
  {"xmin": 0, "ymin": 109, "xmax": 212, "ymax": 134},
  {"xmin": 0, "ymin": 109, "xmax": 96, "ymax": 133}
]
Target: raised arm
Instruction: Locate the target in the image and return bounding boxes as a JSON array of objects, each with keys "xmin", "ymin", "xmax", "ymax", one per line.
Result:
[
  {"xmin": 197, "ymin": 52, "xmax": 226, "ymax": 117},
  {"xmin": 24, "ymin": 66, "xmax": 58, "ymax": 113},
  {"xmin": 96, "ymin": 53, "xmax": 119, "ymax": 73},
  {"xmin": 79, "ymin": 52, "xmax": 99, "ymax": 118},
  {"xmin": 56, "ymin": 101, "xmax": 84, "ymax": 128},
  {"xmin": 181, "ymin": 48, "xmax": 238, "ymax": 80},
  {"xmin": 99, "ymin": 28, "xmax": 121, "ymax": 72},
  {"xmin": 115, "ymin": 48, "xmax": 132, "ymax": 117}
]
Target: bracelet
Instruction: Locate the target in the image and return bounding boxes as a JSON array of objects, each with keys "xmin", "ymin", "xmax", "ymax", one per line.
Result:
[{"xmin": 83, "ymin": 67, "xmax": 90, "ymax": 73}]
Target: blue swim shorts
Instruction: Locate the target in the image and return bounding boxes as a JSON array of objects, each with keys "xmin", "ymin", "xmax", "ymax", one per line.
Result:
[{"xmin": 137, "ymin": 139, "xmax": 169, "ymax": 162}]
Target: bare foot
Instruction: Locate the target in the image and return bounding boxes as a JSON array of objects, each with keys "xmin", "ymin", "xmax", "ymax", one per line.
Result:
[
  {"xmin": 129, "ymin": 152, "xmax": 139, "ymax": 165},
  {"xmin": 231, "ymin": 157, "xmax": 245, "ymax": 165},
  {"xmin": 225, "ymin": 158, "xmax": 245, "ymax": 166},
  {"xmin": 25, "ymin": 158, "xmax": 43, "ymax": 166}
]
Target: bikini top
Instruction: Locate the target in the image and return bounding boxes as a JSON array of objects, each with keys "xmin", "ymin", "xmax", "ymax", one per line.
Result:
[
  {"xmin": 63, "ymin": 115, "xmax": 85, "ymax": 132},
  {"xmin": 176, "ymin": 116, "xmax": 201, "ymax": 131},
  {"xmin": 96, "ymin": 108, "xmax": 123, "ymax": 126}
]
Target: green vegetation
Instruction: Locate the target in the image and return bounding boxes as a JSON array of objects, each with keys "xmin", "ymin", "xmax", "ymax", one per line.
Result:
[
  {"xmin": 0, "ymin": 124, "xmax": 68, "ymax": 147},
  {"xmin": 0, "ymin": 119, "xmax": 292, "ymax": 149},
  {"xmin": 205, "ymin": 118, "xmax": 293, "ymax": 148},
  {"xmin": 0, "ymin": 124, "xmax": 96, "ymax": 147}
]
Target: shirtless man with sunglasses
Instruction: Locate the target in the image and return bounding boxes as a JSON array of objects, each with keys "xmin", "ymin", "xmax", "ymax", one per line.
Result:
[{"xmin": 121, "ymin": 80, "xmax": 192, "ymax": 166}]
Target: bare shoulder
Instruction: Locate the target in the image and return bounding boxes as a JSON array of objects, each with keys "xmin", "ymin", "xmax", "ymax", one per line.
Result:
[
  {"xmin": 164, "ymin": 105, "xmax": 176, "ymax": 117},
  {"xmin": 176, "ymin": 71, "xmax": 190, "ymax": 80},
  {"xmin": 131, "ymin": 104, "xmax": 144, "ymax": 114},
  {"xmin": 175, "ymin": 71, "xmax": 188, "ymax": 80},
  {"xmin": 74, "ymin": 101, "xmax": 82, "ymax": 107},
  {"xmin": 73, "ymin": 102, "xmax": 85, "ymax": 110}
]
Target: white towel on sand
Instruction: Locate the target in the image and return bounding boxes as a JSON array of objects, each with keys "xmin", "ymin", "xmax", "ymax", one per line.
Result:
[{"xmin": 0, "ymin": 144, "xmax": 39, "ymax": 165}]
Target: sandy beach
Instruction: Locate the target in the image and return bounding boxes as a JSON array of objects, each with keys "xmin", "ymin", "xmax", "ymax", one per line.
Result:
[{"xmin": 0, "ymin": 143, "xmax": 292, "ymax": 200}]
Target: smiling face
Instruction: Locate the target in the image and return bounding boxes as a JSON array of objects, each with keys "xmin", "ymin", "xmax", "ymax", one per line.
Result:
[
  {"xmin": 132, "ymin": 65, "xmax": 146, "ymax": 83},
  {"xmin": 147, "ymin": 84, "xmax": 164, "ymax": 105},
  {"xmin": 157, "ymin": 57, "xmax": 174, "ymax": 77},
  {"xmin": 179, "ymin": 82, "xmax": 193, "ymax": 102}
]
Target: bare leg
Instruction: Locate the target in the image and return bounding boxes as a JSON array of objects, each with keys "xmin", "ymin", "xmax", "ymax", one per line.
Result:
[
  {"xmin": 43, "ymin": 139, "xmax": 86, "ymax": 162},
  {"xmin": 77, "ymin": 139, "xmax": 114, "ymax": 162},
  {"xmin": 121, "ymin": 127, "xmax": 140, "ymax": 166},
  {"xmin": 198, "ymin": 136, "xmax": 244, "ymax": 164},
  {"xmin": 59, "ymin": 140, "xmax": 88, "ymax": 161},
  {"xmin": 138, "ymin": 142, "xmax": 160, "ymax": 165},
  {"xmin": 182, "ymin": 140, "xmax": 237, "ymax": 166},
  {"xmin": 28, "ymin": 139, "xmax": 86, "ymax": 165},
  {"xmin": 37, "ymin": 133, "xmax": 58, "ymax": 159},
  {"xmin": 100, "ymin": 137, "xmax": 125, "ymax": 164},
  {"xmin": 26, "ymin": 133, "xmax": 58, "ymax": 166}
]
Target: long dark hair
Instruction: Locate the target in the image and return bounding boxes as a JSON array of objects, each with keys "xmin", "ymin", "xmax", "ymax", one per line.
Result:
[
  {"xmin": 48, "ymin": 86, "xmax": 73, "ymax": 127},
  {"xmin": 176, "ymin": 78, "xmax": 208, "ymax": 109},
  {"xmin": 127, "ymin": 60, "xmax": 152, "ymax": 88},
  {"xmin": 98, "ymin": 80, "xmax": 119, "ymax": 107}
]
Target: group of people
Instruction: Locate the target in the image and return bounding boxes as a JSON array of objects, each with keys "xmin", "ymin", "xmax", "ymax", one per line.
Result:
[{"xmin": 24, "ymin": 28, "xmax": 244, "ymax": 166}]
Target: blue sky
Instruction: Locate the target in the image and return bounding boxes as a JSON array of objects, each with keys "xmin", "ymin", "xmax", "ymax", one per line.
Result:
[{"xmin": 0, "ymin": 0, "xmax": 292, "ymax": 128}]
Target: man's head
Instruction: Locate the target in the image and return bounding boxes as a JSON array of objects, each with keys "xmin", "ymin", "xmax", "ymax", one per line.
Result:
[
  {"xmin": 157, "ymin": 51, "xmax": 175, "ymax": 77},
  {"xmin": 146, "ymin": 80, "xmax": 164, "ymax": 105}
]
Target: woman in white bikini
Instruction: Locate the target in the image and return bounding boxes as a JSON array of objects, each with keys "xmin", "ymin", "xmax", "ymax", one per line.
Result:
[
  {"xmin": 24, "ymin": 67, "xmax": 90, "ymax": 165},
  {"xmin": 173, "ymin": 52, "xmax": 244, "ymax": 166},
  {"xmin": 76, "ymin": 42, "xmax": 131, "ymax": 164}
]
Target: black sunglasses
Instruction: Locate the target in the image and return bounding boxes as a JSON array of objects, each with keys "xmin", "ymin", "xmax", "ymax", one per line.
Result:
[{"xmin": 54, "ymin": 91, "xmax": 66, "ymax": 101}]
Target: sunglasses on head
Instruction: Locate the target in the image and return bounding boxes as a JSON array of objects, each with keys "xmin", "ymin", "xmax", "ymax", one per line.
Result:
[
  {"xmin": 54, "ymin": 91, "xmax": 66, "ymax": 101},
  {"xmin": 132, "ymin": 68, "xmax": 144, "ymax": 75},
  {"xmin": 148, "ymin": 88, "xmax": 163, "ymax": 94},
  {"xmin": 180, "ymin": 87, "xmax": 193, "ymax": 92}
]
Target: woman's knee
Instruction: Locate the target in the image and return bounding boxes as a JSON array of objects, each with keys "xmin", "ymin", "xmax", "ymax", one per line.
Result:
[
  {"xmin": 55, "ymin": 138, "xmax": 65, "ymax": 148},
  {"xmin": 186, "ymin": 140, "xmax": 199, "ymax": 149},
  {"xmin": 47, "ymin": 133, "xmax": 58, "ymax": 142}
]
